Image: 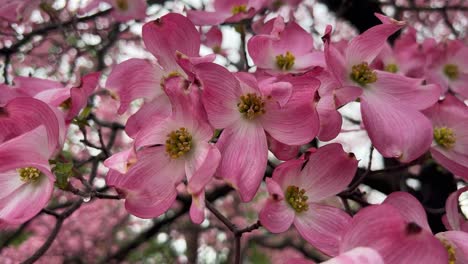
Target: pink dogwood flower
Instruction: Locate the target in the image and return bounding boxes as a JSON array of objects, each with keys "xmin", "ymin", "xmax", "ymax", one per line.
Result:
[
  {"xmin": 259, "ymin": 143, "xmax": 358, "ymax": 256},
  {"xmin": 322, "ymin": 14, "xmax": 441, "ymax": 162},
  {"xmin": 248, "ymin": 16, "xmax": 324, "ymax": 74},
  {"xmin": 341, "ymin": 192, "xmax": 468, "ymax": 264},
  {"xmin": 423, "ymin": 94, "xmax": 468, "ymax": 180},
  {"xmin": 187, "ymin": 0, "xmax": 265, "ymax": 26},
  {"xmin": 196, "ymin": 62, "xmax": 320, "ymax": 201},
  {"xmin": 104, "ymin": 78, "xmax": 220, "ymax": 224},
  {"xmin": 106, "ymin": 13, "xmax": 213, "ymax": 138},
  {"xmin": 0, "ymin": 126, "xmax": 55, "ymax": 228},
  {"xmin": 425, "ymin": 40, "xmax": 468, "ymax": 99}
]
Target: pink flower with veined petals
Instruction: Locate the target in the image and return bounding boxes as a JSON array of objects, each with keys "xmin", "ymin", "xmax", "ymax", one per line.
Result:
[
  {"xmin": 259, "ymin": 143, "xmax": 358, "ymax": 256},
  {"xmin": 106, "ymin": 13, "xmax": 213, "ymax": 138},
  {"xmin": 104, "ymin": 77, "xmax": 220, "ymax": 224},
  {"xmin": 341, "ymin": 192, "xmax": 468, "ymax": 264},
  {"xmin": 187, "ymin": 0, "xmax": 265, "ymax": 26},
  {"xmin": 443, "ymin": 187, "xmax": 468, "ymax": 232},
  {"xmin": 248, "ymin": 16, "xmax": 324, "ymax": 74},
  {"xmin": 196, "ymin": 62, "xmax": 320, "ymax": 202},
  {"xmin": 423, "ymin": 94, "xmax": 468, "ymax": 180},
  {"xmin": 322, "ymin": 14, "xmax": 441, "ymax": 163},
  {"xmin": 0, "ymin": 126, "xmax": 55, "ymax": 228}
]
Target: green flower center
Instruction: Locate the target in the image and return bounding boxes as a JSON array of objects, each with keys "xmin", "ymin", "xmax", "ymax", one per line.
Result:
[
  {"xmin": 165, "ymin": 128, "xmax": 193, "ymax": 159},
  {"xmin": 434, "ymin": 127, "xmax": 456, "ymax": 149},
  {"xmin": 18, "ymin": 167, "xmax": 42, "ymax": 183},
  {"xmin": 237, "ymin": 93, "xmax": 266, "ymax": 120},
  {"xmin": 443, "ymin": 64, "xmax": 459, "ymax": 80},
  {"xmin": 276, "ymin": 51, "xmax": 295, "ymax": 71},
  {"xmin": 285, "ymin": 185, "xmax": 309, "ymax": 213},
  {"xmin": 350, "ymin": 62, "xmax": 377, "ymax": 86},
  {"xmin": 384, "ymin": 63, "xmax": 398, "ymax": 73},
  {"xmin": 115, "ymin": 0, "xmax": 129, "ymax": 11},
  {"xmin": 231, "ymin": 4, "xmax": 247, "ymax": 15}
]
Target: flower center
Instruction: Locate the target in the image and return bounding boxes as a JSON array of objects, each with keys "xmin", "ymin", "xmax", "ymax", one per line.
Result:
[
  {"xmin": 434, "ymin": 127, "xmax": 456, "ymax": 149},
  {"xmin": 384, "ymin": 63, "xmax": 398, "ymax": 73},
  {"xmin": 115, "ymin": 0, "xmax": 129, "ymax": 11},
  {"xmin": 276, "ymin": 51, "xmax": 295, "ymax": 71},
  {"xmin": 443, "ymin": 64, "xmax": 459, "ymax": 80},
  {"xmin": 18, "ymin": 167, "xmax": 42, "ymax": 183},
  {"xmin": 231, "ymin": 4, "xmax": 247, "ymax": 15},
  {"xmin": 350, "ymin": 62, "xmax": 377, "ymax": 86},
  {"xmin": 237, "ymin": 93, "xmax": 266, "ymax": 120},
  {"xmin": 60, "ymin": 98, "xmax": 72, "ymax": 110},
  {"xmin": 285, "ymin": 185, "xmax": 309, "ymax": 213},
  {"xmin": 165, "ymin": 128, "xmax": 193, "ymax": 159}
]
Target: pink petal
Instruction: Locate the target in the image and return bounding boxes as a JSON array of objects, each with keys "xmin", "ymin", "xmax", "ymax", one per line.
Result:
[
  {"xmin": 13, "ymin": 76, "xmax": 64, "ymax": 96},
  {"xmin": 142, "ymin": 14, "xmax": 200, "ymax": 71},
  {"xmin": 1, "ymin": 97, "xmax": 61, "ymax": 153},
  {"xmin": 124, "ymin": 95, "xmax": 171, "ymax": 139},
  {"xmin": 316, "ymin": 94, "xmax": 342, "ymax": 141},
  {"xmin": 299, "ymin": 143, "xmax": 358, "ymax": 202},
  {"xmin": 120, "ymin": 147, "xmax": 185, "ymax": 218},
  {"xmin": 372, "ymin": 71, "xmax": 441, "ymax": 110},
  {"xmin": 110, "ymin": 0, "xmax": 147, "ymax": 22},
  {"xmin": 103, "ymin": 148, "xmax": 136, "ymax": 174},
  {"xmin": 247, "ymin": 35, "xmax": 276, "ymax": 70},
  {"xmin": 0, "ymin": 170, "xmax": 24, "ymax": 200},
  {"xmin": 190, "ymin": 191, "xmax": 206, "ymax": 224},
  {"xmin": 67, "ymin": 72, "xmax": 100, "ymax": 121},
  {"xmin": 0, "ymin": 175, "xmax": 54, "ymax": 226},
  {"xmin": 294, "ymin": 203, "xmax": 352, "ymax": 256},
  {"xmin": 445, "ymin": 187, "xmax": 468, "ymax": 231},
  {"xmin": 105, "ymin": 58, "xmax": 163, "ymax": 114},
  {"xmin": 383, "ymin": 192, "xmax": 431, "ymax": 232},
  {"xmin": 216, "ymin": 121, "xmax": 268, "ymax": 202},
  {"xmin": 186, "ymin": 10, "xmax": 230, "ymax": 26},
  {"xmin": 271, "ymin": 158, "xmax": 304, "ymax": 190},
  {"xmin": 265, "ymin": 177, "xmax": 284, "ymax": 199},
  {"xmin": 267, "ymin": 135, "xmax": 300, "ymax": 160},
  {"xmin": 431, "ymin": 148, "xmax": 468, "ymax": 180},
  {"xmin": 196, "ymin": 62, "xmax": 242, "ymax": 129},
  {"xmin": 186, "ymin": 143, "xmax": 221, "ymax": 194},
  {"xmin": 203, "ymin": 26, "xmax": 223, "ymax": 48},
  {"xmin": 341, "ymin": 204, "xmax": 448, "ymax": 264},
  {"xmin": 322, "ymin": 247, "xmax": 384, "ymax": 264},
  {"xmin": 345, "ymin": 17, "xmax": 405, "ymax": 66},
  {"xmin": 0, "ymin": 126, "xmax": 53, "ymax": 180},
  {"xmin": 260, "ymin": 75, "xmax": 320, "ymax": 145},
  {"xmin": 322, "ymin": 25, "xmax": 347, "ymax": 85},
  {"xmin": 436, "ymin": 231, "xmax": 468, "ymax": 264},
  {"xmin": 360, "ymin": 93, "xmax": 432, "ymax": 162},
  {"xmin": 259, "ymin": 198, "xmax": 294, "ymax": 233}
]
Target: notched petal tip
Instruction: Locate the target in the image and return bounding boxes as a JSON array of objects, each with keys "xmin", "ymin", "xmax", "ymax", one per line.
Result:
[
  {"xmin": 321, "ymin": 25, "xmax": 333, "ymax": 43},
  {"xmin": 375, "ymin": 13, "xmax": 406, "ymax": 26}
]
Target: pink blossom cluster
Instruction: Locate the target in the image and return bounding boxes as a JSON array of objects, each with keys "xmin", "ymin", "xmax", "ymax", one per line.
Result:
[{"xmin": 0, "ymin": 0, "xmax": 467, "ymax": 262}]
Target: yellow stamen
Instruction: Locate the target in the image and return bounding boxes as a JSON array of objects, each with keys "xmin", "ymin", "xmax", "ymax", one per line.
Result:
[
  {"xmin": 276, "ymin": 51, "xmax": 295, "ymax": 71},
  {"xmin": 285, "ymin": 185, "xmax": 309, "ymax": 213},
  {"xmin": 384, "ymin": 63, "xmax": 398, "ymax": 73},
  {"xmin": 18, "ymin": 167, "xmax": 42, "ymax": 183},
  {"xmin": 231, "ymin": 4, "xmax": 247, "ymax": 15},
  {"xmin": 434, "ymin": 127, "xmax": 456, "ymax": 149},
  {"xmin": 439, "ymin": 239, "xmax": 456, "ymax": 264},
  {"xmin": 237, "ymin": 93, "xmax": 266, "ymax": 120},
  {"xmin": 443, "ymin": 64, "xmax": 459, "ymax": 80},
  {"xmin": 350, "ymin": 62, "xmax": 377, "ymax": 86},
  {"xmin": 165, "ymin": 128, "xmax": 193, "ymax": 159}
]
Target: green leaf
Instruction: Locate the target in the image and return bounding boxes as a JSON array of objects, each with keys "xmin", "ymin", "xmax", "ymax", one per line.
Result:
[{"xmin": 53, "ymin": 162, "xmax": 74, "ymax": 190}]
